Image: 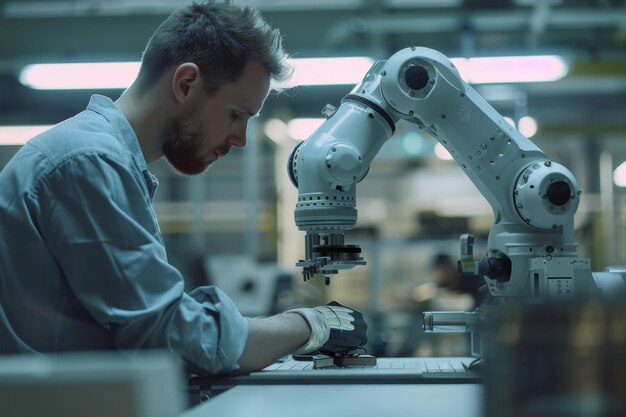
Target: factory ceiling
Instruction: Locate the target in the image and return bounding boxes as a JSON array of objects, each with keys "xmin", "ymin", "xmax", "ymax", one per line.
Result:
[{"xmin": 0, "ymin": 0, "xmax": 625, "ymax": 140}]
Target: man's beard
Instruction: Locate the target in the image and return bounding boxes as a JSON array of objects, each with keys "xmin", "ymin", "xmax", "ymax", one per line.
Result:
[{"xmin": 162, "ymin": 113, "xmax": 211, "ymax": 176}]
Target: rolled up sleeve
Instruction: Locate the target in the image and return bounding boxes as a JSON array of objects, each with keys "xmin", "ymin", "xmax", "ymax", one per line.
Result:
[
  {"xmin": 38, "ymin": 154, "xmax": 247, "ymax": 374},
  {"xmin": 181, "ymin": 287, "xmax": 249, "ymax": 373}
]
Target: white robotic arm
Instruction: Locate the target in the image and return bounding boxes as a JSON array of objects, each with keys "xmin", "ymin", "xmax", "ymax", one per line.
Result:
[{"xmin": 288, "ymin": 46, "xmax": 620, "ymax": 299}]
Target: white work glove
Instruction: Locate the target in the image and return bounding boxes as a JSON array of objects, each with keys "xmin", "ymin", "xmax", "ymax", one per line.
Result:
[{"xmin": 287, "ymin": 301, "xmax": 368, "ymax": 354}]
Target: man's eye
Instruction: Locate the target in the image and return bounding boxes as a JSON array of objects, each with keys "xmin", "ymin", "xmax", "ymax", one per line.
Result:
[{"xmin": 230, "ymin": 111, "xmax": 241, "ymax": 121}]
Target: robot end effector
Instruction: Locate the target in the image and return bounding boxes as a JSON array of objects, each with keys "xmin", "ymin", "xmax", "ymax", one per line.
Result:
[{"xmin": 286, "ymin": 59, "xmax": 397, "ymax": 284}]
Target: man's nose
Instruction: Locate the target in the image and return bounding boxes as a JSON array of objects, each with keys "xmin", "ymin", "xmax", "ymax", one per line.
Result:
[{"xmin": 230, "ymin": 121, "xmax": 248, "ymax": 147}]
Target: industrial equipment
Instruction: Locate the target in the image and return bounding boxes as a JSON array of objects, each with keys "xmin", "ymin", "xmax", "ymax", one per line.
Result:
[{"xmin": 287, "ymin": 47, "xmax": 625, "ymax": 328}]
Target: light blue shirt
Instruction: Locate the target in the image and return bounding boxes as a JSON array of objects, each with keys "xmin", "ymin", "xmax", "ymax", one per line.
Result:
[{"xmin": 0, "ymin": 94, "xmax": 249, "ymax": 374}]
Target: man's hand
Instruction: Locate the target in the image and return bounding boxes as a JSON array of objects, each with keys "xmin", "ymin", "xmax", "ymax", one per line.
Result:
[
  {"xmin": 286, "ymin": 301, "xmax": 368, "ymax": 354},
  {"xmin": 315, "ymin": 301, "xmax": 368, "ymax": 353}
]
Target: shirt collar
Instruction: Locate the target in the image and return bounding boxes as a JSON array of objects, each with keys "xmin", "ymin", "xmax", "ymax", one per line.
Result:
[
  {"xmin": 86, "ymin": 94, "xmax": 159, "ymax": 199},
  {"xmin": 86, "ymin": 94, "xmax": 149, "ymax": 172}
]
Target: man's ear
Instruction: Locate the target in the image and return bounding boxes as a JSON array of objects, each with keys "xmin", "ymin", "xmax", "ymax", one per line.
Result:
[{"xmin": 171, "ymin": 63, "xmax": 202, "ymax": 103}]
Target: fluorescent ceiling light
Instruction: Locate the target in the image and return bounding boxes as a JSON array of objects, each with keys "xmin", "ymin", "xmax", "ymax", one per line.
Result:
[
  {"xmin": 451, "ymin": 55, "xmax": 568, "ymax": 83},
  {"xmin": 20, "ymin": 57, "xmax": 375, "ymax": 90},
  {"xmin": 278, "ymin": 57, "xmax": 376, "ymax": 88},
  {"xmin": 0, "ymin": 125, "xmax": 53, "ymax": 145},
  {"xmin": 20, "ymin": 62, "xmax": 141, "ymax": 90},
  {"xmin": 19, "ymin": 54, "xmax": 566, "ymax": 90},
  {"xmin": 286, "ymin": 118, "xmax": 325, "ymax": 141}
]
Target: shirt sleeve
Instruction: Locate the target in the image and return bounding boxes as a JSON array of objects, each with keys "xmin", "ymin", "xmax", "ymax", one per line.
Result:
[{"xmin": 36, "ymin": 153, "xmax": 249, "ymax": 374}]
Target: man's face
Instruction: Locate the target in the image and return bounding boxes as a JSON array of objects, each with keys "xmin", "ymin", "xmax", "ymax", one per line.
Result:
[{"xmin": 163, "ymin": 60, "xmax": 270, "ymax": 175}]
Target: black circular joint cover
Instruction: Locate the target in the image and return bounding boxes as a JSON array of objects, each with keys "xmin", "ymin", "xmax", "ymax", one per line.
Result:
[
  {"xmin": 405, "ymin": 65, "xmax": 429, "ymax": 90},
  {"xmin": 546, "ymin": 180, "xmax": 571, "ymax": 206},
  {"xmin": 287, "ymin": 141, "xmax": 303, "ymax": 187}
]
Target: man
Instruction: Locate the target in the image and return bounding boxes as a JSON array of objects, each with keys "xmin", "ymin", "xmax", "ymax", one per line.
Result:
[{"xmin": 0, "ymin": 0, "xmax": 366, "ymax": 374}]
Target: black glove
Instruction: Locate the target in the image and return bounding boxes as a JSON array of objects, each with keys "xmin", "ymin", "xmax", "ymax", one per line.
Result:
[
  {"xmin": 314, "ymin": 301, "xmax": 368, "ymax": 354},
  {"xmin": 287, "ymin": 301, "xmax": 368, "ymax": 354}
]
